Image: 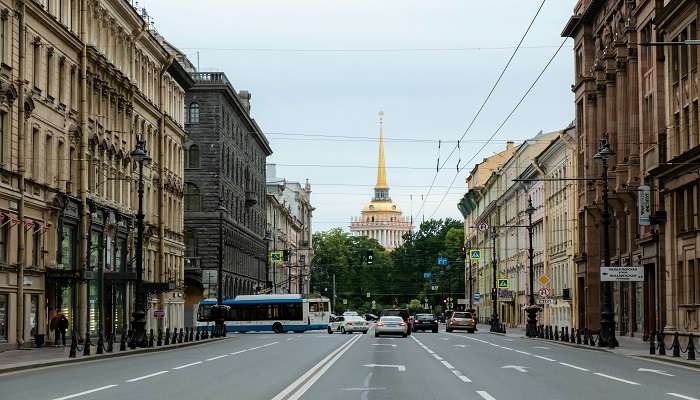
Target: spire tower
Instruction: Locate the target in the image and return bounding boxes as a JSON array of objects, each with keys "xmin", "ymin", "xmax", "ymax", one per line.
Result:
[{"xmin": 374, "ymin": 111, "xmax": 389, "ymax": 200}]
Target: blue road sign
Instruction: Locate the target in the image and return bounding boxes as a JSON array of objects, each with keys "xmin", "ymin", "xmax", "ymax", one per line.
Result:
[
  {"xmin": 423, "ymin": 272, "xmax": 432, "ymax": 279},
  {"xmin": 469, "ymin": 249, "xmax": 481, "ymax": 260},
  {"xmin": 474, "ymin": 293, "xmax": 481, "ymax": 300},
  {"xmin": 437, "ymin": 256, "xmax": 449, "ymax": 267}
]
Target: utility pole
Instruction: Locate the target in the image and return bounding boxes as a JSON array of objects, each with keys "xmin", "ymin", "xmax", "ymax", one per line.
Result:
[
  {"xmin": 525, "ymin": 197, "xmax": 538, "ymax": 337},
  {"xmin": 490, "ymin": 227, "xmax": 500, "ymax": 333},
  {"xmin": 468, "ymin": 254, "xmax": 473, "ymax": 311},
  {"xmin": 332, "ymin": 273, "xmax": 336, "ymax": 311}
]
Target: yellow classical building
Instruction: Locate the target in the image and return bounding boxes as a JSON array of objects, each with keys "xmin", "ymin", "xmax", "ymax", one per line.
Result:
[{"xmin": 350, "ymin": 113, "xmax": 412, "ymax": 250}]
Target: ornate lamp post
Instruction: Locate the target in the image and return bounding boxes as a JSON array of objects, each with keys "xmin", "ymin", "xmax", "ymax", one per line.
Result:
[
  {"xmin": 524, "ymin": 197, "xmax": 538, "ymax": 337},
  {"xmin": 129, "ymin": 138, "xmax": 151, "ymax": 348},
  {"xmin": 593, "ymin": 138, "xmax": 618, "ymax": 348},
  {"xmin": 212, "ymin": 201, "xmax": 229, "ymax": 337},
  {"xmin": 489, "ymin": 227, "xmax": 500, "ymax": 333}
]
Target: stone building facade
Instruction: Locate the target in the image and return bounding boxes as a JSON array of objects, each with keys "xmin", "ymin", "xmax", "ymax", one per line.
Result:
[
  {"xmin": 183, "ymin": 71, "xmax": 272, "ymax": 327},
  {"xmin": 0, "ymin": 0, "xmax": 192, "ymax": 348},
  {"xmin": 265, "ymin": 164, "xmax": 313, "ymax": 294}
]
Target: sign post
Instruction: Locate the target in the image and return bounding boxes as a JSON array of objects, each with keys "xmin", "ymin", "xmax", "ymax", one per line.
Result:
[{"xmin": 638, "ymin": 185, "xmax": 651, "ymax": 226}]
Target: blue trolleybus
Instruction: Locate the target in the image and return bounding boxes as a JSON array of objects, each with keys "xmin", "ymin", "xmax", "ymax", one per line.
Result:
[{"xmin": 196, "ymin": 294, "xmax": 331, "ymax": 333}]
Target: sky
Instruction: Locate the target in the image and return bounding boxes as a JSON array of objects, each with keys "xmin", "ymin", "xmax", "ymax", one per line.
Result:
[{"xmin": 139, "ymin": 0, "xmax": 576, "ymax": 232}]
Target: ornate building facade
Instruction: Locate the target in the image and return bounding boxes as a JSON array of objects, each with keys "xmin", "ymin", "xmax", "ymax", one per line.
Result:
[
  {"xmin": 350, "ymin": 113, "xmax": 411, "ymax": 250},
  {"xmin": 0, "ymin": 0, "xmax": 191, "ymax": 348}
]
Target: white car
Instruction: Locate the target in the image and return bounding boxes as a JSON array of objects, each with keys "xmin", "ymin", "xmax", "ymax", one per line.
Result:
[
  {"xmin": 342, "ymin": 311, "xmax": 359, "ymax": 317},
  {"xmin": 328, "ymin": 315, "xmax": 369, "ymax": 334},
  {"xmin": 374, "ymin": 316, "xmax": 408, "ymax": 337}
]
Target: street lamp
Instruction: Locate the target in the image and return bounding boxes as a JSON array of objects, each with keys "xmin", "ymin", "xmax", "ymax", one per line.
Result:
[
  {"xmin": 212, "ymin": 201, "xmax": 229, "ymax": 337},
  {"xmin": 524, "ymin": 197, "xmax": 538, "ymax": 337},
  {"xmin": 129, "ymin": 138, "xmax": 151, "ymax": 348},
  {"xmin": 489, "ymin": 227, "xmax": 500, "ymax": 333},
  {"xmin": 593, "ymin": 138, "xmax": 618, "ymax": 348}
]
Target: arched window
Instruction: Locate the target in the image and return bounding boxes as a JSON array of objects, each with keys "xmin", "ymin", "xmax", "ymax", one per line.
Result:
[
  {"xmin": 188, "ymin": 103, "xmax": 200, "ymax": 124},
  {"xmin": 188, "ymin": 144, "xmax": 200, "ymax": 169},
  {"xmin": 184, "ymin": 183, "xmax": 201, "ymax": 211}
]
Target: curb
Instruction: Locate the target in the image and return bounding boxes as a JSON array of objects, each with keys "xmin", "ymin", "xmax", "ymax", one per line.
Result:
[
  {"xmin": 0, "ymin": 337, "xmax": 229, "ymax": 374},
  {"xmin": 634, "ymin": 355, "xmax": 700, "ymax": 370},
  {"xmin": 523, "ymin": 335, "xmax": 611, "ymax": 353}
]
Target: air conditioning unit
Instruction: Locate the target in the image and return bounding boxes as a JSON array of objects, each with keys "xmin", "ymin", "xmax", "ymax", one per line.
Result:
[{"xmin": 562, "ymin": 288, "xmax": 571, "ymax": 300}]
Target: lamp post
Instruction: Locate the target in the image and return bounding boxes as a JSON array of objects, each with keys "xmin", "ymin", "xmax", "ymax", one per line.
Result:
[
  {"xmin": 524, "ymin": 197, "xmax": 538, "ymax": 337},
  {"xmin": 489, "ymin": 227, "xmax": 500, "ymax": 333},
  {"xmin": 129, "ymin": 138, "xmax": 151, "ymax": 348},
  {"xmin": 212, "ymin": 201, "xmax": 228, "ymax": 337},
  {"xmin": 593, "ymin": 138, "xmax": 618, "ymax": 348}
]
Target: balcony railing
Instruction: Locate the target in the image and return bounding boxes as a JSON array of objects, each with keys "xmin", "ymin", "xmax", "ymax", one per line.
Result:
[{"xmin": 191, "ymin": 72, "xmax": 230, "ymax": 85}]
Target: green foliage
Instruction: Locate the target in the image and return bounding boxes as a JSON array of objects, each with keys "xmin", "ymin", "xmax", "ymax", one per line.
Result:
[{"xmin": 408, "ymin": 299, "xmax": 422, "ymax": 311}]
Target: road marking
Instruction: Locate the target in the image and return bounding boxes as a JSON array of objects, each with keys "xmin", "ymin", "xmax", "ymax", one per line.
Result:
[
  {"xmin": 231, "ymin": 349, "xmax": 248, "ymax": 355},
  {"xmin": 125, "ymin": 370, "xmax": 169, "ymax": 382},
  {"xmin": 271, "ymin": 334, "xmax": 361, "ymax": 400},
  {"xmin": 441, "ymin": 337, "xmax": 449, "ymax": 340},
  {"xmin": 372, "ymin": 344, "xmax": 397, "ymax": 347},
  {"xmin": 503, "ymin": 338, "xmax": 514, "ymax": 342},
  {"xmin": 452, "ymin": 370, "xmax": 472, "ymax": 382},
  {"xmin": 206, "ymin": 354, "xmax": 228, "ymax": 361},
  {"xmin": 262, "ymin": 342, "xmax": 279, "ymax": 347},
  {"xmin": 501, "ymin": 346, "xmax": 513, "ymax": 351},
  {"xmin": 533, "ymin": 355, "xmax": 556, "ymax": 362},
  {"xmin": 173, "ymin": 361, "xmax": 203, "ymax": 370},
  {"xmin": 287, "ymin": 338, "xmax": 293, "ymax": 341},
  {"xmin": 593, "ymin": 372, "xmax": 640, "ymax": 385},
  {"xmin": 476, "ymin": 390, "xmax": 497, "ymax": 400},
  {"xmin": 502, "ymin": 365, "xmax": 528, "ymax": 373},
  {"xmin": 52, "ymin": 385, "xmax": 118, "ymax": 400},
  {"xmin": 668, "ymin": 393, "xmax": 700, "ymax": 400},
  {"xmin": 534, "ymin": 346, "xmax": 550, "ymax": 349},
  {"xmin": 638, "ymin": 368, "xmax": 675, "ymax": 376},
  {"xmin": 341, "ymin": 387, "xmax": 386, "ymax": 391},
  {"xmin": 454, "ymin": 344, "xmax": 467, "ymax": 348},
  {"xmin": 514, "ymin": 350, "xmax": 531, "ymax": 355},
  {"xmin": 432, "ymin": 353, "xmax": 444, "ymax": 361},
  {"xmin": 363, "ymin": 364, "xmax": 406, "ymax": 372},
  {"xmin": 441, "ymin": 360, "xmax": 455, "ymax": 369},
  {"xmin": 558, "ymin": 362, "xmax": 589, "ymax": 371}
]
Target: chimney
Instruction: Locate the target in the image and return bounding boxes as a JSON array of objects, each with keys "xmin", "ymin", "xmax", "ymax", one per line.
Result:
[
  {"xmin": 506, "ymin": 141, "xmax": 515, "ymax": 151},
  {"xmin": 238, "ymin": 90, "xmax": 252, "ymax": 113},
  {"xmin": 266, "ymin": 163, "xmax": 277, "ymax": 180}
]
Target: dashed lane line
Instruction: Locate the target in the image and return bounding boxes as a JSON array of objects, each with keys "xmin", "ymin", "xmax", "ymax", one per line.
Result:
[
  {"xmin": 52, "ymin": 385, "xmax": 118, "ymax": 400},
  {"xmin": 173, "ymin": 361, "xmax": 203, "ymax": 370},
  {"xmin": 206, "ymin": 354, "xmax": 229, "ymax": 361},
  {"xmin": 432, "ymin": 353, "xmax": 444, "ymax": 361},
  {"xmin": 441, "ymin": 360, "xmax": 455, "ymax": 369},
  {"xmin": 411, "ymin": 336, "xmax": 470, "ymax": 384},
  {"xmin": 533, "ymin": 355, "xmax": 556, "ymax": 362},
  {"xmin": 593, "ymin": 372, "xmax": 640, "ymax": 386},
  {"xmin": 476, "ymin": 390, "xmax": 497, "ymax": 400},
  {"xmin": 668, "ymin": 393, "xmax": 700, "ymax": 400},
  {"xmin": 125, "ymin": 370, "xmax": 169, "ymax": 383},
  {"xmin": 558, "ymin": 362, "xmax": 589, "ymax": 372}
]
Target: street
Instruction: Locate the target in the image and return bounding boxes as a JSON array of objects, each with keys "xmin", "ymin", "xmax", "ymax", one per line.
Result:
[{"xmin": 1, "ymin": 326, "xmax": 698, "ymax": 400}]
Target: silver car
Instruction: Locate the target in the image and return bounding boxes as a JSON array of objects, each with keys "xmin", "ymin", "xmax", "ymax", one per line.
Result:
[{"xmin": 374, "ymin": 316, "xmax": 408, "ymax": 337}]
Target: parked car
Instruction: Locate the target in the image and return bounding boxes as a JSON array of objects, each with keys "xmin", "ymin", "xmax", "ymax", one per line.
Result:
[
  {"xmin": 374, "ymin": 316, "xmax": 408, "ymax": 337},
  {"xmin": 446, "ymin": 311, "xmax": 476, "ymax": 333},
  {"xmin": 328, "ymin": 315, "xmax": 369, "ymax": 334},
  {"xmin": 412, "ymin": 313, "xmax": 438, "ymax": 333},
  {"xmin": 380, "ymin": 308, "xmax": 411, "ymax": 335}
]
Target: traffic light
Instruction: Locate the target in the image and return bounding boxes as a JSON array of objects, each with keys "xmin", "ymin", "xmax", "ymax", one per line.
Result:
[
  {"xmin": 443, "ymin": 298, "xmax": 447, "ymax": 304},
  {"xmin": 366, "ymin": 249, "xmax": 374, "ymax": 265},
  {"xmin": 283, "ymin": 249, "xmax": 290, "ymax": 262},
  {"xmin": 460, "ymin": 246, "xmax": 467, "ymax": 259}
]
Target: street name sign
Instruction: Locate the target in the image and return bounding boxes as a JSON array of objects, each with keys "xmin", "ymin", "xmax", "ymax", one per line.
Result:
[
  {"xmin": 457, "ymin": 298, "xmax": 467, "ymax": 305},
  {"xmin": 600, "ymin": 266, "xmax": 644, "ymax": 282},
  {"xmin": 153, "ymin": 309, "xmax": 165, "ymax": 318},
  {"xmin": 437, "ymin": 257, "xmax": 449, "ymax": 267},
  {"xmin": 423, "ymin": 271, "xmax": 432, "ymax": 279},
  {"xmin": 469, "ymin": 249, "xmax": 482, "ymax": 260},
  {"xmin": 536, "ymin": 298, "xmax": 556, "ymax": 305}
]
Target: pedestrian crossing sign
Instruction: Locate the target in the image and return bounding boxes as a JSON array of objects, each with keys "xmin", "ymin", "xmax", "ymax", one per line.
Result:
[
  {"xmin": 469, "ymin": 249, "xmax": 481, "ymax": 260},
  {"xmin": 497, "ymin": 279, "xmax": 509, "ymax": 289},
  {"xmin": 270, "ymin": 251, "xmax": 282, "ymax": 265}
]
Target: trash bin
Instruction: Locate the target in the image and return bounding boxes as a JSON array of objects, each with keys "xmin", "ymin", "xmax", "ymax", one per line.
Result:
[{"xmin": 34, "ymin": 334, "xmax": 45, "ymax": 348}]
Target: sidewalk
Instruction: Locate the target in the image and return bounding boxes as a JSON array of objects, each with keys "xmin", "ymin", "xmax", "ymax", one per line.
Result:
[
  {"xmin": 482, "ymin": 324, "xmax": 700, "ymax": 369},
  {"xmin": 0, "ymin": 336, "xmax": 227, "ymax": 374}
]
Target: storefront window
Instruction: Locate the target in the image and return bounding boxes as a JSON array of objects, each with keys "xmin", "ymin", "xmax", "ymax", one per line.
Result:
[
  {"xmin": 113, "ymin": 285, "xmax": 125, "ymax": 334},
  {"xmin": 202, "ymin": 270, "xmax": 218, "ymax": 299},
  {"xmin": 105, "ymin": 236, "xmax": 113, "ymax": 271},
  {"xmin": 88, "ymin": 280, "xmax": 98, "ymax": 334},
  {"xmin": 90, "ymin": 230, "xmax": 102, "ymax": 270},
  {"xmin": 0, "ymin": 294, "xmax": 8, "ymax": 342},
  {"xmin": 30, "ymin": 294, "xmax": 39, "ymax": 335},
  {"xmin": 60, "ymin": 225, "xmax": 76, "ymax": 270}
]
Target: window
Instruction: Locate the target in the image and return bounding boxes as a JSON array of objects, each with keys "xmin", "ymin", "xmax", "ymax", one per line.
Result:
[
  {"xmin": 45, "ymin": 135, "xmax": 53, "ymax": 185},
  {"xmin": 185, "ymin": 183, "xmax": 201, "ymax": 211},
  {"xmin": 0, "ymin": 293, "xmax": 7, "ymax": 342},
  {"xmin": 188, "ymin": 103, "xmax": 200, "ymax": 124},
  {"xmin": 31, "ymin": 226, "xmax": 41, "ymax": 267},
  {"xmin": 60, "ymin": 225, "xmax": 76, "ymax": 269},
  {"xmin": 46, "ymin": 49, "xmax": 53, "ymax": 98},
  {"xmin": 0, "ymin": 222, "xmax": 7, "ymax": 262},
  {"xmin": 33, "ymin": 42, "xmax": 40, "ymax": 89},
  {"xmin": 187, "ymin": 144, "xmax": 200, "ymax": 168}
]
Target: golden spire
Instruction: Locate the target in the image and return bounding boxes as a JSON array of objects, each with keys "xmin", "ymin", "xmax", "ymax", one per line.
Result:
[{"xmin": 376, "ymin": 111, "xmax": 388, "ymax": 189}]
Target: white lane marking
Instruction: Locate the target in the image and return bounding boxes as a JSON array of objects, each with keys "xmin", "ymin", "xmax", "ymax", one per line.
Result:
[
  {"xmin": 638, "ymin": 368, "xmax": 675, "ymax": 377},
  {"xmin": 441, "ymin": 360, "xmax": 455, "ymax": 369},
  {"xmin": 593, "ymin": 372, "xmax": 640, "ymax": 385},
  {"xmin": 206, "ymin": 354, "xmax": 228, "ymax": 361},
  {"xmin": 514, "ymin": 350, "xmax": 531, "ymax": 355},
  {"xmin": 173, "ymin": 361, "xmax": 203, "ymax": 370},
  {"xmin": 341, "ymin": 387, "xmax": 386, "ymax": 391},
  {"xmin": 452, "ymin": 370, "xmax": 472, "ymax": 382},
  {"xmin": 476, "ymin": 390, "xmax": 497, "ymax": 400},
  {"xmin": 230, "ymin": 349, "xmax": 248, "ymax": 355},
  {"xmin": 501, "ymin": 346, "xmax": 513, "ymax": 351},
  {"xmin": 502, "ymin": 365, "xmax": 528, "ymax": 373},
  {"xmin": 533, "ymin": 355, "xmax": 556, "ymax": 362},
  {"xmin": 411, "ymin": 335, "xmax": 470, "ymax": 383},
  {"xmin": 125, "ymin": 370, "xmax": 169, "ymax": 382},
  {"xmin": 52, "ymin": 385, "xmax": 118, "ymax": 400},
  {"xmin": 363, "ymin": 364, "xmax": 406, "ymax": 372},
  {"xmin": 454, "ymin": 344, "xmax": 467, "ymax": 348},
  {"xmin": 262, "ymin": 341, "xmax": 279, "ymax": 347},
  {"xmin": 558, "ymin": 362, "xmax": 589, "ymax": 372},
  {"xmin": 534, "ymin": 346, "xmax": 550, "ymax": 349},
  {"xmin": 287, "ymin": 338, "xmax": 293, "ymax": 341},
  {"xmin": 441, "ymin": 338, "xmax": 449, "ymax": 340},
  {"xmin": 432, "ymin": 353, "xmax": 444, "ymax": 361},
  {"xmin": 271, "ymin": 334, "xmax": 361, "ymax": 400},
  {"xmin": 668, "ymin": 393, "xmax": 700, "ymax": 400},
  {"xmin": 372, "ymin": 344, "xmax": 397, "ymax": 347},
  {"xmin": 503, "ymin": 338, "xmax": 514, "ymax": 342}
]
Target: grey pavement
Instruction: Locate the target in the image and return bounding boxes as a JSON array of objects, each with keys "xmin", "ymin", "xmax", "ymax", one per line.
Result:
[{"xmin": 0, "ymin": 327, "xmax": 698, "ymax": 400}]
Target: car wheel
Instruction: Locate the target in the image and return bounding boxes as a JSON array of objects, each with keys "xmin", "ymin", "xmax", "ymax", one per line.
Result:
[
  {"xmin": 374, "ymin": 332, "xmax": 380, "ymax": 338},
  {"xmin": 272, "ymin": 322, "xmax": 284, "ymax": 334},
  {"xmin": 468, "ymin": 329, "xmax": 475, "ymax": 334},
  {"xmin": 432, "ymin": 328, "xmax": 438, "ymax": 333},
  {"xmin": 340, "ymin": 327, "xmax": 346, "ymax": 334},
  {"xmin": 402, "ymin": 333, "xmax": 408, "ymax": 338},
  {"xmin": 446, "ymin": 328, "xmax": 452, "ymax": 333},
  {"xmin": 327, "ymin": 327, "xmax": 333, "ymax": 334},
  {"xmin": 362, "ymin": 330, "xmax": 367, "ymax": 334}
]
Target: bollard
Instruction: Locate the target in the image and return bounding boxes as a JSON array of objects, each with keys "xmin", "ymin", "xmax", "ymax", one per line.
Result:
[
  {"xmin": 203, "ymin": 327, "xmax": 209, "ymax": 340},
  {"xmin": 561, "ymin": 327, "xmax": 565, "ymax": 342},
  {"xmin": 96, "ymin": 331, "xmax": 104, "ymax": 355},
  {"xmin": 672, "ymin": 332, "xmax": 681, "ymax": 357},
  {"xmin": 157, "ymin": 329, "xmax": 163, "ymax": 346},
  {"xmin": 589, "ymin": 332, "xmax": 596, "ymax": 346},
  {"xmin": 196, "ymin": 327, "xmax": 201, "ymax": 341},
  {"xmin": 649, "ymin": 330, "xmax": 656, "ymax": 355},
  {"xmin": 576, "ymin": 328, "xmax": 582, "ymax": 344},
  {"xmin": 554, "ymin": 326, "xmax": 559, "ymax": 341},
  {"xmin": 583, "ymin": 328, "xmax": 589, "ymax": 345},
  {"xmin": 184, "ymin": 327, "xmax": 189, "ymax": 343},
  {"xmin": 120, "ymin": 330, "xmax": 127, "ymax": 351},
  {"xmin": 564, "ymin": 327, "xmax": 569, "ymax": 342},
  {"xmin": 164, "ymin": 328, "xmax": 171, "ymax": 345},
  {"xmin": 173, "ymin": 328, "xmax": 179, "ymax": 344},
  {"xmin": 69, "ymin": 331, "xmax": 77, "ymax": 358},
  {"xmin": 83, "ymin": 332, "xmax": 91, "ymax": 356},
  {"xmin": 189, "ymin": 327, "xmax": 194, "ymax": 342},
  {"xmin": 179, "ymin": 328, "xmax": 184, "ymax": 344},
  {"xmin": 657, "ymin": 331, "xmax": 666, "ymax": 356},
  {"xmin": 149, "ymin": 329, "xmax": 155, "ymax": 348},
  {"xmin": 107, "ymin": 333, "xmax": 114, "ymax": 353},
  {"xmin": 687, "ymin": 333, "xmax": 696, "ymax": 361}
]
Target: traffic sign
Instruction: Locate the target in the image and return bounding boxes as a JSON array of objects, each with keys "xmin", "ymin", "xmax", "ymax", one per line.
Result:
[
  {"xmin": 538, "ymin": 287, "xmax": 552, "ymax": 297},
  {"xmin": 478, "ymin": 222, "xmax": 490, "ymax": 232},
  {"xmin": 497, "ymin": 279, "xmax": 509, "ymax": 289},
  {"xmin": 270, "ymin": 251, "xmax": 283, "ymax": 265},
  {"xmin": 437, "ymin": 256, "xmax": 449, "ymax": 267},
  {"xmin": 366, "ymin": 292, "xmax": 371, "ymax": 298},
  {"xmin": 473, "ymin": 293, "xmax": 481, "ymax": 300},
  {"xmin": 343, "ymin": 299, "xmax": 348, "ymax": 305},
  {"xmin": 536, "ymin": 298, "xmax": 556, "ymax": 305},
  {"xmin": 469, "ymin": 249, "xmax": 481, "ymax": 260},
  {"xmin": 423, "ymin": 271, "xmax": 432, "ymax": 279},
  {"xmin": 537, "ymin": 274, "xmax": 550, "ymax": 286},
  {"xmin": 431, "ymin": 285, "xmax": 439, "ymax": 291},
  {"xmin": 372, "ymin": 300, "xmax": 376, "ymax": 308},
  {"xmin": 601, "ymin": 266, "xmax": 644, "ymax": 282}
]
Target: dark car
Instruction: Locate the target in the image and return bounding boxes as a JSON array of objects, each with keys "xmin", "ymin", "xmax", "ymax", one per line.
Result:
[
  {"xmin": 380, "ymin": 308, "xmax": 411, "ymax": 335},
  {"xmin": 412, "ymin": 313, "xmax": 438, "ymax": 333}
]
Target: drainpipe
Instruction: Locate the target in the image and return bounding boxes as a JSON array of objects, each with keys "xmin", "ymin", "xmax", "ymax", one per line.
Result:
[
  {"xmin": 77, "ymin": 0, "xmax": 89, "ymax": 337},
  {"xmin": 15, "ymin": 0, "xmax": 26, "ymax": 347}
]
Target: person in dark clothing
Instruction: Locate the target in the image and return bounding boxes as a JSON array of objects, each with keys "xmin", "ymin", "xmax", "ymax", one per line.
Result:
[{"xmin": 57, "ymin": 313, "xmax": 69, "ymax": 346}]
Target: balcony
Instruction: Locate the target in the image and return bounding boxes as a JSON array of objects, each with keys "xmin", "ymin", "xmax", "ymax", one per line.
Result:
[{"xmin": 191, "ymin": 72, "xmax": 230, "ymax": 85}]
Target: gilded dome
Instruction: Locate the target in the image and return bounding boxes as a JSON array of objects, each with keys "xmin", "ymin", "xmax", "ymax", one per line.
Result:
[{"xmin": 362, "ymin": 200, "xmax": 402, "ymax": 213}]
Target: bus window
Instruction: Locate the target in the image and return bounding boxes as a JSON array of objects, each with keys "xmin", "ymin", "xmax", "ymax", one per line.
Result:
[{"xmin": 197, "ymin": 304, "xmax": 213, "ymax": 321}]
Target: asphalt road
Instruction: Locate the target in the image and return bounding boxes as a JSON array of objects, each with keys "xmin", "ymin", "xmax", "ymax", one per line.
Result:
[{"xmin": 1, "ymin": 326, "xmax": 698, "ymax": 400}]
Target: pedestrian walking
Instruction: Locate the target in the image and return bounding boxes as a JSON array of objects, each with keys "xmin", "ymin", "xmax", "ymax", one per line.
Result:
[{"xmin": 57, "ymin": 313, "xmax": 69, "ymax": 347}]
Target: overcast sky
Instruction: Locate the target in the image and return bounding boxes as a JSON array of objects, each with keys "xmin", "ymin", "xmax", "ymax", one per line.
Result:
[{"xmin": 140, "ymin": 0, "xmax": 575, "ymax": 232}]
